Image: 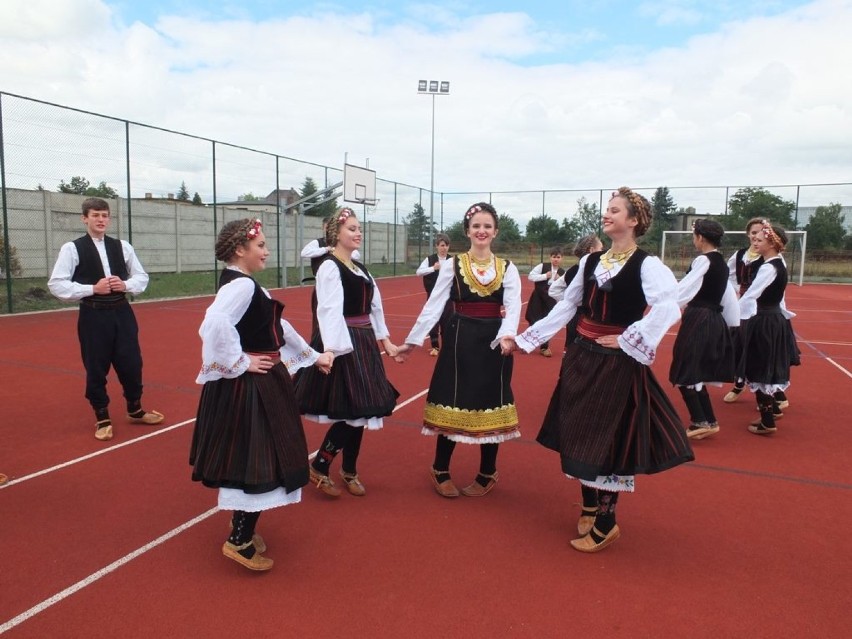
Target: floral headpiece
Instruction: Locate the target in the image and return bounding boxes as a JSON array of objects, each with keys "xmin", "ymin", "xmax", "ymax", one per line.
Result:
[
  {"xmin": 465, "ymin": 204, "xmax": 483, "ymax": 220},
  {"xmin": 338, "ymin": 207, "xmax": 355, "ymax": 223},
  {"xmin": 760, "ymin": 219, "xmax": 784, "ymax": 251},
  {"xmin": 246, "ymin": 219, "xmax": 262, "ymax": 240}
]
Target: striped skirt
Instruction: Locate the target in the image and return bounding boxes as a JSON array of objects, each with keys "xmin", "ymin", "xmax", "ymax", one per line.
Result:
[
  {"xmin": 190, "ymin": 362, "xmax": 309, "ymax": 494},
  {"xmin": 741, "ymin": 308, "xmax": 798, "ymax": 385},
  {"xmin": 537, "ymin": 337, "xmax": 694, "ymax": 480},
  {"xmin": 295, "ymin": 323, "xmax": 399, "ymax": 421}
]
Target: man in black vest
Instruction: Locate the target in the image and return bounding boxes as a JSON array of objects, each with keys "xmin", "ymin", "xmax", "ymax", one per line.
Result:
[
  {"xmin": 415, "ymin": 233, "xmax": 452, "ymax": 356},
  {"xmin": 48, "ymin": 197, "xmax": 164, "ymax": 441}
]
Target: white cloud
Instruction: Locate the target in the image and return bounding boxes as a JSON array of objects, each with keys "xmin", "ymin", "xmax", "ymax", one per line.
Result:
[{"xmin": 0, "ymin": 0, "xmax": 850, "ymax": 225}]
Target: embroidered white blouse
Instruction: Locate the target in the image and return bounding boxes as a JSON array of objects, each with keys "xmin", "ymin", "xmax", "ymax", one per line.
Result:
[
  {"xmin": 196, "ymin": 269, "xmax": 319, "ymax": 384},
  {"xmin": 515, "ymin": 253, "xmax": 681, "ymax": 366},
  {"xmin": 404, "ymin": 257, "xmax": 522, "ymax": 347}
]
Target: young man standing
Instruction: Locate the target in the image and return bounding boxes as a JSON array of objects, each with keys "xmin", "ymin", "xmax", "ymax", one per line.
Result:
[{"xmin": 48, "ymin": 197, "xmax": 164, "ymax": 441}]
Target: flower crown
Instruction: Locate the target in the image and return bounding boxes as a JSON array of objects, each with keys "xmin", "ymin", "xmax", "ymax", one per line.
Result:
[
  {"xmin": 760, "ymin": 219, "xmax": 783, "ymax": 250},
  {"xmin": 246, "ymin": 219, "xmax": 262, "ymax": 239},
  {"xmin": 465, "ymin": 204, "xmax": 483, "ymax": 220},
  {"xmin": 338, "ymin": 207, "xmax": 355, "ymax": 223}
]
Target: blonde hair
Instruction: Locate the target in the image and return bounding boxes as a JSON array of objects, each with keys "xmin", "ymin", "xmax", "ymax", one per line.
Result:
[{"xmin": 611, "ymin": 187, "xmax": 652, "ymax": 237}]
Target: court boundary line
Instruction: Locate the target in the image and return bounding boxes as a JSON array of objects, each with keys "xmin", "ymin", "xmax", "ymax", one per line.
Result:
[{"xmin": 0, "ymin": 507, "xmax": 219, "ymax": 635}]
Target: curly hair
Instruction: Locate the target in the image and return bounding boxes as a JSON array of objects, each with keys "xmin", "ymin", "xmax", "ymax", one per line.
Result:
[
  {"xmin": 611, "ymin": 187, "xmax": 652, "ymax": 237},
  {"xmin": 462, "ymin": 202, "xmax": 498, "ymax": 232},
  {"xmin": 692, "ymin": 219, "xmax": 725, "ymax": 247},
  {"xmin": 325, "ymin": 207, "xmax": 357, "ymax": 247},
  {"xmin": 572, "ymin": 234, "xmax": 601, "ymax": 258},
  {"xmin": 215, "ymin": 218, "xmax": 262, "ymax": 262}
]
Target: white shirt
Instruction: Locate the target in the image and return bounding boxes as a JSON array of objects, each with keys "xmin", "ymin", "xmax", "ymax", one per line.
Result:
[
  {"xmin": 677, "ymin": 254, "xmax": 740, "ymax": 327},
  {"xmin": 48, "ymin": 236, "xmax": 149, "ymax": 301},
  {"xmin": 315, "ymin": 259, "xmax": 390, "ymax": 356},
  {"xmin": 516, "ymin": 254, "xmax": 681, "ymax": 366},
  {"xmin": 527, "ymin": 262, "xmax": 560, "ymax": 284},
  {"xmin": 196, "ymin": 269, "xmax": 319, "ymax": 383},
  {"xmin": 301, "ymin": 240, "xmax": 360, "ymax": 262},
  {"xmin": 415, "ymin": 255, "xmax": 450, "ymax": 277},
  {"xmin": 738, "ymin": 256, "xmax": 793, "ymax": 321},
  {"xmin": 405, "ymin": 257, "xmax": 522, "ymax": 346}
]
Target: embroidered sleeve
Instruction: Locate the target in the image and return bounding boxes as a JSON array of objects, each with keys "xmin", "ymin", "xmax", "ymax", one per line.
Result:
[
  {"xmin": 195, "ymin": 278, "xmax": 254, "ymax": 383},
  {"xmin": 280, "ymin": 319, "xmax": 319, "ymax": 374}
]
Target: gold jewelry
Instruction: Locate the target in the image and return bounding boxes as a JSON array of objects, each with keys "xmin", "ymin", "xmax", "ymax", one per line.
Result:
[
  {"xmin": 459, "ymin": 253, "xmax": 505, "ymax": 296},
  {"xmin": 600, "ymin": 245, "xmax": 637, "ymax": 270},
  {"xmin": 467, "ymin": 252, "xmax": 493, "ymax": 274},
  {"xmin": 332, "ymin": 250, "xmax": 357, "ymax": 271}
]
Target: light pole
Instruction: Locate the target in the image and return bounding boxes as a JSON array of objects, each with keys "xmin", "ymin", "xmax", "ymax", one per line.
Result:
[{"xmin": 418, "ymin": 80, "xmax": 450, "ymax": 253}]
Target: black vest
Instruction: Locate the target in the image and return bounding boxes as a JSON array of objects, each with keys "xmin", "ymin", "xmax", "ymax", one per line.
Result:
[
  {"xmin": 422, "ymin": 254, "xmax": 443, "ymax": 294},
  {"xmin": 534, "ymin": 263, "xmax": 565, "ymax": 297},
  {"xmin": 734, "ymin": 248, "xmax": 763, "ymax": 296},
  {"xmin": 688, "ymin": 251, "xmax": 729, "ymax": 308},
  {"xmin": 582, "ymin": 250, "xmax": 648, "ymax": 326},
  {"xmin": 756, "ymin": 259, "xmax": 787, "ymax": 307},
  {"xmin": 72, "ymin": 235, "xmax": 129, "ymax": 303},
  {"xmin": 219, "ymin": 269, "xmax": 286, "ymax": 352},
  {"xmin": 310, "ymin": 238, "xmax": 328, "ymax": 275},
  {"xmin": 328, "ymin": 257, "xmax": 375, "ymax": 317},
  {"xmin": 450, "ymin": 255, "xmax": 509, "ymax": 304}
]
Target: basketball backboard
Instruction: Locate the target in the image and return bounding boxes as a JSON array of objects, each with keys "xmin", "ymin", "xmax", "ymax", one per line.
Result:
[{"xmin": 343, "ymin": 163, "xmax": 376, "ymax": 205}]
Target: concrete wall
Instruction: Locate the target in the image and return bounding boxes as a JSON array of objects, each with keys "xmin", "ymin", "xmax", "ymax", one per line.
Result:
[{"xmin": 1, "ymin": 189, "xmax": 407, "ymax": 278}]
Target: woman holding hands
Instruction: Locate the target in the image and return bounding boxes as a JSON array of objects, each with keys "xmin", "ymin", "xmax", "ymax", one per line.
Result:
[
  {"xmin": 513, "ymin": 188, "xmax": 693, "ymax": 553},
  {"xmin": 396, "ymin": 202, "xmax": 521, "ymax": 498}
]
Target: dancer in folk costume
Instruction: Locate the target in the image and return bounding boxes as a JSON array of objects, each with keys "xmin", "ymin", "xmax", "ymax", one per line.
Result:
[
  {"xmin": 190, "ymin": 218, "xmax": 332, "ymax": 571},
  {"xmin": 513, "ymin": 187, "xmax": 693, "ymax": 553},
  {"xmin": 670, "ymin": 220, "xmax": 740, "ymax": 441},
  {"xmin": 738, "ymin": 222, "xmax": 798, "ymax": 435},
  {"xmin": 294, "ymin": 208, "xmax": 400, "ymax": 498},
  {"xmin": 525, "ymin": 246, "xmax": 565, "ymax": 357},
  {"xmin": 414, "ymin": 233, "xmax": 453, "ymax": 356},
  {"xmin": 549, "ymin": 235, "xmax": 604, "ymax": 350},
  {"xmin": 396, "ymin": 202, "xmax": 521, "ymax": 498}
]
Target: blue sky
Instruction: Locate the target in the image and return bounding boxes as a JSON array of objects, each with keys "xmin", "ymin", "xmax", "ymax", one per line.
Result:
[
  {"xmin": 1, "ymin": 0, "xmax": 850, "ymax": 223},
  {"xmin": 109, "ymin": 0, "xmax": 811, "ymax": 64}
]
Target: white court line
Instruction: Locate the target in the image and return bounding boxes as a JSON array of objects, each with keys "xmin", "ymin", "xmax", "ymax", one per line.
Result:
[
  {"xmin": 0, "ymin": 507, "xmax": 219, "ymax": 635},
  {"xmin": 824, "ymin": 357, "xmax": 852, "ymax": 380},
  {"xmin": 1, "ymin": 388, "xmax": 432, "ymax": 632},
  {"xmin": 0, "ymin": 419, "xmax": 196, "ymax": 489}
]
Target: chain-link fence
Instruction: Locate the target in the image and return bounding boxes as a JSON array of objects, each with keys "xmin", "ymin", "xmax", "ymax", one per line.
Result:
[{"xmin": 2, "ymin": 91, "xmax": 851, "ymax": 313}]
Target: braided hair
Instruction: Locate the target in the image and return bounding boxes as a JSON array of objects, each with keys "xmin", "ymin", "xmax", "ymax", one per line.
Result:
[
  {"xmin": 572, "ymin": 234, "xmax": 601, "ymax": 258},
  {"xmin": 215, "ymin": 218, "xmax": 262, "ymax": 262},
  {"xmin": 325, "ymin": 207, "xmax": 357, "ymax": 247},
  {"xmin": 611, "ymin": 187, "xmax": 652, "ymax": 237},
  {"xmin": 462, "ymin": 202, "xmax": 498, "ymax": 232}
]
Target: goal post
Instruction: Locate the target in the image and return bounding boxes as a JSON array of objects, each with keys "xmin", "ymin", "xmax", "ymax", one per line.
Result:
[{"xmin": 660, "ymin": 230, "xmax": 807, "ymax": 286}]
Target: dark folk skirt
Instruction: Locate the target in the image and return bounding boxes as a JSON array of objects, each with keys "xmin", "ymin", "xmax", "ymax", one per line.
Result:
[
  {"xmin": 669, "ymin": 305, "xmax": 735, "ymax": 385},
  {"xmin": 295, "ymin": 324, "xmax": 399, "ymax": 420},
  {"xmin": 537, "ymin": 338, "xmax": 694, "ymax": 480},
  {"xmin": 424, "ymin": 313, "xmax": 518, "ymax": 440},
  {"xmin": 190, "ymin": 362, "xmax": 309, "ymax": 494},
  {"xmin": 741, "ymin": 309, "xmax": 798, "ymax": 385}
]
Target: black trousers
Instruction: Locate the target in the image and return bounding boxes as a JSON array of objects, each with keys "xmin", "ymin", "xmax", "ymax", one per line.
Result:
[{"xmin": 77, "ymin": 302, "xmax": 143, "ymax": 411}]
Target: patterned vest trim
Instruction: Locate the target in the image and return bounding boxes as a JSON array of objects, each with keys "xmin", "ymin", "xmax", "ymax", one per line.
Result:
[
  {"xmin": 582, "ymin": 249, "xmax": 648, "ymax": 326},
  {"xmin": 451, "ymin": 254, "xmax": 509, "ymax": 304}
]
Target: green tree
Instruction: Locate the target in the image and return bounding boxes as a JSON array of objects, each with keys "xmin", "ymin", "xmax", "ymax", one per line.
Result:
[
  {"xmin": 562, "ymin": 197, "xmax": 601, "ymax": 244},
  {"xmin": 177, "ymin": 181, "xmax": 190, "ymax": 201},
  {"xmin": 192, "ymin": 192, "xmax": 203, "ymax": 205},
  {"xmin": 58, "ymin": 176, "xmax": 118, "ymax": 198},
  {"xmin": 643, "ymin": 187, "xmax": 678, "ymax": 251},
  {"xmin": 237, "ymin": 192, "xmax": 261, "ymax": 202},
  {"xmin": 525, "ymin": 213, "xmax": 561, "ymax": 245},
  {"xmin": 404, "ymin": 202, "xmax": 436, "ymax": 245},
  {"xmin": 299, "ymin": 177, "xmax": 337, "ymax": 218},
  {"xmin": 497, "ymin": 213, "xmax": 522, "ymax": 243},
  {"xmin": 444, "ymin": 220, "xmax": 466, "ymax": 244},
  {"xmin": 804, "ymin": 202, "xmax": 846, "ymax": 250},
  {"xmin": 721, "ymin": 187, "xmax": 797, "ymax": 231}
]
